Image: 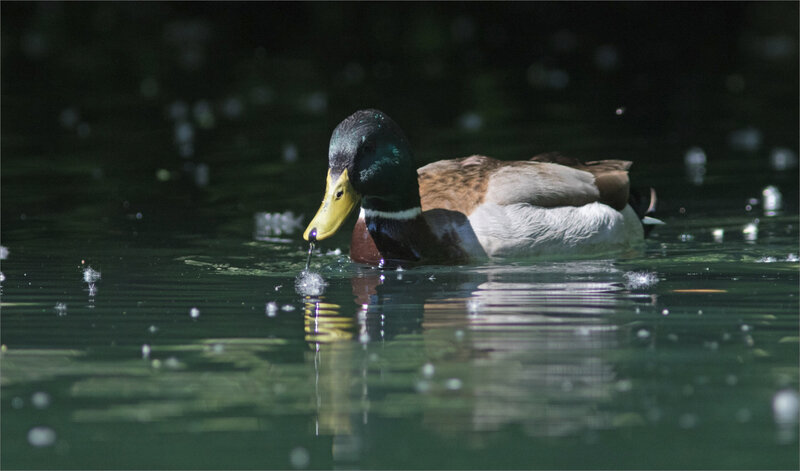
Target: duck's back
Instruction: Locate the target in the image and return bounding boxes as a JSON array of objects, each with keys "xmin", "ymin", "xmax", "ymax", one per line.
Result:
[{"xmin": 417, "ymin": 154, "xmax": 644, "ymax": 259}]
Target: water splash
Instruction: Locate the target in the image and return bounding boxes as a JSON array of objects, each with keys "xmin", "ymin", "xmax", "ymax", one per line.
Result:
[
  {"xmin": 295, "ymin": 270, "xmax": 326, "ymax": 297},
  {"xmin": 623, "ymin": 271, "xmax": 659, "ymax": 290}
]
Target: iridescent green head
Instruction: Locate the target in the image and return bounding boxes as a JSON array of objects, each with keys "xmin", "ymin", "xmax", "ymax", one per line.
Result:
[{"xmin": 304, "ymin": 109, "xmax": 420, "ymax": 241}]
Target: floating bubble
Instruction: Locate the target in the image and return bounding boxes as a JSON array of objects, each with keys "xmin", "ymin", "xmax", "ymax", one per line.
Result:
[
  {"xmin": 193, "ymin": 163, "xmax": 209, "ymax": 187},
  {"xmin": 773, "ymin": 389, "xmax": 799, "ymax": 425},
  {"xmin": 303, "ymin": 92, "xmax": 327, "ymax": 115},
  {"xmin": 684, "ymin": 147, "xmax": 706, "ymax": 185},
  {"xmin": 421, "ymin": 362, "xmax": 435, "ymax": 378},
  {"xmin": 466, "ymin": 298, "xmax": 482, "ymax": 315},
  {"xmin": 749, "ymin": 34, "xmax": 796, "ymax": 60},
  {"xmin": 623, "ymin": 271, "xmax": 659, "ymax": 290},
  {"xmin": 59, "ymin": 108, "xmax": 80, "ymax": 129},
  {"xmin": 266, "ymin": 302, "xmax": 278, "ymax": 317},
  {"xmin": 527, "ymin": 63, "xmax": 569, "ymax": 90},
  {"xmin": 728, "ymin": 127, "xmax": 762, "ymax": 152},
  {"xmin": 253, "ymin": 211, "xmax": 304, "ymax": 241},
  {"xmin": 684, "ymin": 146, "xmax": 707, "ymax": 166},
  {"xmin": 282, "ymin": 143, "xmax": 299, "ymax": 163},
  {"xmin": 54, "ymin": 303, "xmax": 67, "ymax": 316},
  {"xmin": 83, "ymin": 267, "xmax": 101, "ymax": 283},
  {"xmin": 161, "ymin": 357, "xmax": 182, "ymax": 370},
  {"xmin": 289, "ymin": 446, "xmax": 310, "ymax": 469},
  {"xmin": 576, "ymin": 326, "xmax": 591, "ymax": 336},
  {"xmin": 21, "ymin": 31, "xmax": 48, "ymax": 59},
  {"xmin": 743, "ymin": 222, "xmax": 758, "ymax": 241},
  {"xmin": 445, "ymin": 378, "xmax": 463, "ymax": 391},
  {"xmin": 192, "ymin": 100, "xmax": 215, "ymax": 129},
  {"xmin": 27, "ymin": 426, "xmax": 56, "ymax": 447},
  {"xmin": 616, "ymin": 379, "xmax": 633, "ymax": 392},
  {"xmin": 415, "ymin": 379, "xmax": 432, "ymax": 394},
  {"xmin": 189, "ymin": 307, "xmax": 200, "ymax": 319},
  {"xmin": 294, "ymin": 270, "xmax": 326, "ymax": 296},
  {"xmin": 142, "ymin": 344, "xmax": 151, "ymax": 359},
  {"xmin": 31, "ymin": 392, "xmax": 50, "ymax": 409},
  {"xmin": 762, "ymin": 185, "xmax": 782, "ymax": 215},
  {"xmin": 202, "ymin": 343, "xmax": 221, "ymax": 355},
  {"xmin": 221, "ymin": 96, "xmax": 244, "ymax": 120},
  {"xmin": 594, "ymin": 44, "xmax": 619, "ymax": 71},
  {"xmin": 769, "ymin": 147, "xmax": 798, "ymax": 171},
  {"xmin": 458, "ymin": 112, "xmax": 483, "ymax": 132},
  {"xmin": 678, "ymin": 413, "xmax": 698, "ymax": 429},
  {"xmin": 156, "ymin": 168, "xmax": 171, "ymax": 181},
  {"xmin": 735, "ymin": 408, "xmax": 752, "ymax": 423},
  {"xmin": 174, "ymin": 121, "xmax": 194, "ymax": 145}
]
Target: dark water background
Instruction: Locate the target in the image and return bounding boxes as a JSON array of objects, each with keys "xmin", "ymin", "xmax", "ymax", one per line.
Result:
[{"xmin": 1, "ymin": 3, "xmax": 798, "ymax": 469}]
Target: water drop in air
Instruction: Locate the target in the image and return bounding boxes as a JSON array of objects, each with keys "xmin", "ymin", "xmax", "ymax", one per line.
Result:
[{"xmin": 305, "ymin": 242, "xmax": 315, "ymax": 271}]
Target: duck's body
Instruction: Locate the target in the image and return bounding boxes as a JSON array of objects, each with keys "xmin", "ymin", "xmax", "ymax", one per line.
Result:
[{"xmin": 304, "ymin": 110, "xmax": 658, "ymax": 267}]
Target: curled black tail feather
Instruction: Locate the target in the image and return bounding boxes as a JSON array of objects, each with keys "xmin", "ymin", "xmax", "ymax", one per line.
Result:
[{"xmin": 629, "ymin": 187, "xmax": 661, "ymax": 237}]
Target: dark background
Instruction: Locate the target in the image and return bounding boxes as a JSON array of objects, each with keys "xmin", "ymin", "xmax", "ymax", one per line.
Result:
[{"xmin": 1, "ymin": 2, "xmax": 798, "ymax": 235}]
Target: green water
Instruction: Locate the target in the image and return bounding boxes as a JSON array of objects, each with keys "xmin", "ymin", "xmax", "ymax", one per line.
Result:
[{"xmin": 2, "ymin": 3, "xmax": 799, "ymax": 470}]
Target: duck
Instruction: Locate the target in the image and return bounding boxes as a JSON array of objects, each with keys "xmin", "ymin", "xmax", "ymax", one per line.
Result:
[{"xmin": 303, "ymin": 109, "xmax": 660, "ymax": 267}]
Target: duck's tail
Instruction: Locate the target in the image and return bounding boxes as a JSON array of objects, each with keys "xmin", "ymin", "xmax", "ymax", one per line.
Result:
[{"xmin": 629, "ymin": 187, "xmax": 664, "ymax": 237}]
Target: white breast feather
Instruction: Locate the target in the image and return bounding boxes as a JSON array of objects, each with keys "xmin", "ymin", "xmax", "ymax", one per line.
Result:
[{"xmin": 467, "ymin": 202, "xmax": 644, "ymax": 258}]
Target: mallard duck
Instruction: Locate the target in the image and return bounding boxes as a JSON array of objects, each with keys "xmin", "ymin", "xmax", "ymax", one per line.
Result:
[{"xmin": 303, "ymin": 109, "xmax": 659, "ymax": 267}]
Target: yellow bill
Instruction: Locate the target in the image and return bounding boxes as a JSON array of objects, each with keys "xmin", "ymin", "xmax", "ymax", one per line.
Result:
[{"xmin": 303, "ymin": 169, "xmax": 360, "ymax": 241}]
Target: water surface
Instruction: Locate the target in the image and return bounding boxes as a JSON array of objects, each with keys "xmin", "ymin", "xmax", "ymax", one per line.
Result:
[{"xmin": 2, "ymin": 3, "xmax": 798, "ymax": 469}]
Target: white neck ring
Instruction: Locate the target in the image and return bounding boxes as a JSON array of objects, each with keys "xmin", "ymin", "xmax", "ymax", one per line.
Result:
[{"xmin": 360, "ymin": 206, "xmax": 422, "ymax": 221}]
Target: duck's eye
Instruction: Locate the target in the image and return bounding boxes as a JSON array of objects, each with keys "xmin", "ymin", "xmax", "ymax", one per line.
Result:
[
  {"xmin": 361, "ymin": 141, "xmax": 376, "ymax": 155},
  {"xmin": 335, "ymin": 190, "xmax": 344, "ymax": 199}
]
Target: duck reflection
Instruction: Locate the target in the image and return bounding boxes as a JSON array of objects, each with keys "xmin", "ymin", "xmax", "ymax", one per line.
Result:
[{"xmin": 304, "ymin": 262, "xmax": 657, "ymax": 462}]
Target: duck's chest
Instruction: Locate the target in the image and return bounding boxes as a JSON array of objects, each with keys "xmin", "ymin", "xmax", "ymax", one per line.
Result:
[{"xmin": 349, "ymin": 211, "xmax": 470, "ymax": 266}]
